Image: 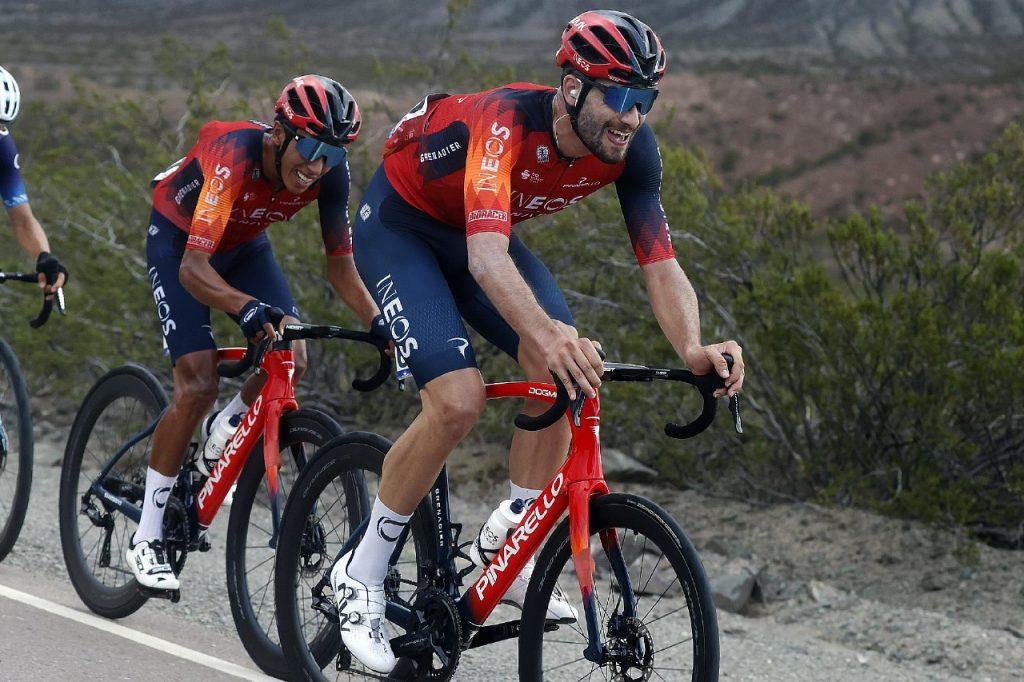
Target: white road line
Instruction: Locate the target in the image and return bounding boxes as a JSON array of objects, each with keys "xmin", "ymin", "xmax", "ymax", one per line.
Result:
[{"xmin": 0, "ymin": 583, "xmax": 273, "ymax": 681}]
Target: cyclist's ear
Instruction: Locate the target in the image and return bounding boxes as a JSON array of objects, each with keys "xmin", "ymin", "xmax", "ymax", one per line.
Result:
[{"xmin": 270, "ymin": 121, "xmax": 285, "ymax": 145}]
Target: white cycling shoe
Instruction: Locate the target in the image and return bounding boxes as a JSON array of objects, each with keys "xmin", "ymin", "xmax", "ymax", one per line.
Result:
[
  {"xmin": 472, "ymin": 537, "xmax": 578, "ymax": 622},
  {"xmin": 127, "ymin": 538, "xmax": 180, "ymax": 591},
  {"xmin": 501, "ymin": 555, "xmax": 579, "ymax": 622},
  {"xmin": 330, "ymin": 550, "xmax": 396, "ymax": 674}
]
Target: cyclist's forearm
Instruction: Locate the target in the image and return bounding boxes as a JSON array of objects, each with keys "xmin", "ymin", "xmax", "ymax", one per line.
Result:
[
  {"xmin": 326, "ymin": 254, "xmax": 378, "ymax": 327},
  {"xmin": 179, "ymin": 250, "xmax": 251, "ymax": 314},
  {"xmin": 643, "ymin": 258, "xmax": 703, "ymax": 359},
  {"xmin": 7, "ymin": 203, "xmax": 50, "ymax": 259},
  {"xmin": 468, "ymin": 237, "xmax": 559, "ymax": 345}
]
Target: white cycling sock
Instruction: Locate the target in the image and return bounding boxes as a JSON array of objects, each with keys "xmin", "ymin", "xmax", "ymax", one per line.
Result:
[
  {"xmin": 133, "ymin": 467, "xmax": 177, "ymax": 544},
  {"xmin": 509, "ymin": 482, "xmax": 542, "ymax": 510},
  {"xmin": 217, "ymin": 391, "xmax": 248, "ymax": 426},
  {"xmin": 347, "ymin": 496, "xmax": 412, "ymax": 586}
]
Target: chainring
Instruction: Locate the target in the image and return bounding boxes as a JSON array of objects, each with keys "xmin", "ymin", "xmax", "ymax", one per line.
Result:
[{"xmin": 407, "ymin": 587, "xmax": 462, "ymax": 680}]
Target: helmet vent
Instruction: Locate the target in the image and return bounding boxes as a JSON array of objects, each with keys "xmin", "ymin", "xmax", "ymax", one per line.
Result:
[
  {"xmin": 569, "ymin": 34, "xmax": 607, "ymax": 65},
  {"xmin": 592, "ymin": 26, "xmax": 630, "ymax": 65},
  {"xmin": 303, "ymin": 86, "xmax": 327, "ymax": 125}
]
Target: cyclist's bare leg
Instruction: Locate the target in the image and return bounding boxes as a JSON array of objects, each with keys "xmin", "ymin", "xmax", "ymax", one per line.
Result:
[
  {"xmin": 150, "ymin": 349, "xmax": 221, "ymax": 476},
  {"xmin": 508, "ymin": 325, "xmax": 573, "ymax": 489},
  {"xmin": 377, "ymin": 367, "xmax": 486, "ymax": 514}
]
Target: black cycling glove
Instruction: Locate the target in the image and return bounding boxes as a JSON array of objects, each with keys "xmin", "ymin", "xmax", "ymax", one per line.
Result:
[
  {"xmin": 36, "ymin": 251, "xmax": 69, "ymax": 286},
  {"xmin": 238, "ymin": 299, "xmax": 284, "ymax": 340}
]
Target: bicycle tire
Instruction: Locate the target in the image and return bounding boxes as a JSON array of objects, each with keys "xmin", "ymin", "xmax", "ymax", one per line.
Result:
[
  {"xmin": 274, "ymin": 432, "xmax": 436, "ymax": 681},
  {"xmin": 59, "ymin": 364, "xmax": 168, "ymax": 618},
  {"xmin": 0, "ymin": 338, "xmax": 33, "ymax": 562},
  {"xmin": 519, "ymin": 492, "xmax": 720, "ymax": 681},
  {"xmin": 226, "ymin": 407, "xmax": 343, "ymax": 679}
]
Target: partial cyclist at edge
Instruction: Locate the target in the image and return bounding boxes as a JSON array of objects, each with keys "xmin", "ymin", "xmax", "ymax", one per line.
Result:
[
  {"xmin": 0, "ymin": 65, "xmax": 68, "ymax": 306},
  {"xmin": 336, "ymin": 10, "xmax": 746, "ymax": 673},
  {"xmin": 129, "ymin": 75, "xmax": 381, "ymax": 592}
]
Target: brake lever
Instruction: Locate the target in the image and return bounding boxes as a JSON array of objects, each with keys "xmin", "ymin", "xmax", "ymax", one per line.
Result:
[
  {"xmin": 728, "ymin": 394, "xmax": 743, "ymax": 434},
  {"xmin": 56, "ymin": 287, "xmax": 66, "ymax": 315}
]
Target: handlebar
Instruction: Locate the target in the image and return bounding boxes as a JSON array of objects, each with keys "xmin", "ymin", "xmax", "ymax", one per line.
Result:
[
  {"xmin": 0, "ymin": 271, "xmax": 66, "ymax": 328},
  {"xmin": 515, "ymin": 354, "xmax": 743, "ymax": 439},
  {"xmin": 215, "ymin": 323, "xmax": 392, "ymax": 392}
]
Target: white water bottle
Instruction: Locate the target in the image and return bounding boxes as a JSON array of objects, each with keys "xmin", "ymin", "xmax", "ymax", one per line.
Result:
[
  {"xmin": 197, "ymin": 411, "xmax": 242, "ymax": 477},
  {"xmin": 471, "ymin": 499, "xmax": 526, "ymax": 567}
]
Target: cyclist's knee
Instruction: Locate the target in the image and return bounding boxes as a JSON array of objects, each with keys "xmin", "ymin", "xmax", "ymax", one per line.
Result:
[
  {"xmin": 172, "ymin": 352, "xmax": 219, "ymax": 416},
  {"xmin": 422, "ymin": 373, "xmax": 485, "ymax": 438}
]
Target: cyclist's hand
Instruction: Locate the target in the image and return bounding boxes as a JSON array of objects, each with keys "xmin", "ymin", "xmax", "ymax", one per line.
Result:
[
  {"xmin": 369, "ymin": 313, "xmax": 396, "ymax": 357},
  {"xmin": 538, "ymin": 324, "xmax": 603, "ymax": 400},
  {"xmin": 685, "ymin": 340, "xmax": 744, "ymax": 398},
  {"xmin": 239, "ymin": 300, "xmax": 285, "ymax": 342},
  {"xmin": 35, "ymin": 251, "xmax": 68, "ymax": 297}
]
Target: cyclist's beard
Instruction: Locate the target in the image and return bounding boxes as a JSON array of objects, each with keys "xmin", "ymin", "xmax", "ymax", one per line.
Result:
[{"xmin": 575, "ymin": 107, "xmax": 630, "ymax": 164}]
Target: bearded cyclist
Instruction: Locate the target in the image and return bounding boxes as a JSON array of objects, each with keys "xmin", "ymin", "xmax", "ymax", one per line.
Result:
[
  {"xmin": 333, "ymin": 10, "xmax": 746, "ymax": 673},
  {"xmin": 0, "ymin": 65, "xmax": 68, "ymax": 301},
  {"xmin": 128, "ymin": 75, "xmax": 381, "ymax": 592}
]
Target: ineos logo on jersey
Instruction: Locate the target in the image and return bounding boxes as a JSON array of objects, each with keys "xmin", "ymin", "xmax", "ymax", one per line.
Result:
[
  {"xmin": 195, "ymin": 163, "xmax": 231, "ymax": 226},
  {"xmin": 511, "ymin": 191, "xmax": 585, "ymax": 214},
  {"xmin": 475, "ymin": 121, "xmax": 512, "ymax": 193}
]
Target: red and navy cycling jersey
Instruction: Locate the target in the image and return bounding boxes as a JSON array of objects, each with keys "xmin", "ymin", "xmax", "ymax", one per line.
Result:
[
  {"xmin": 151, "ymin": 120, "xmax": 352, "ymax": 256},
  {"xmin": 382, "ymin": 83, "xmax": 674, "ymax": 266},
  {"xmin": 0, "ymin": 127, "xmax": 28, "ymax": 209}
]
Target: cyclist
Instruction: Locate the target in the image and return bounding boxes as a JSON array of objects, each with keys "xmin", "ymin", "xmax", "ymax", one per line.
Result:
[
  {"xmin": 128, "ymin": 75, "xmax": 381, "ymax": 591},
  {"xmin": 333, "ymin": 11, "xmax": 745, "ymax": 673},
  {"xmin": 0, "ymin": 65, "xmax": 68, "ymax": 300}
]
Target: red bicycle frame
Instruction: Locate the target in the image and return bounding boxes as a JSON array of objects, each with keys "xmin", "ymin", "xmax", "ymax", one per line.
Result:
[
  {"xmin": 462, "ymin": 380, "xmax": 611, "ymax": 628},
  {"xmin": 194, "ymin": 346, "xmax": 297, "ymax": 529}
]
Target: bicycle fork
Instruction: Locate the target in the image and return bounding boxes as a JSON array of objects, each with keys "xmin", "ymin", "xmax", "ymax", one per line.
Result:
[{"xmin": 569, "ymin": 480, "xmax": 637, "ymax": 664}]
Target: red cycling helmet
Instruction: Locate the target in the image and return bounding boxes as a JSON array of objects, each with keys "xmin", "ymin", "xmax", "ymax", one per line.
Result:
[
  {"xmin": 274, "ymin": 75, "xmax": 361, "ymax": 146},
  {"xmin": 555, "ymin": 10, "xmax": 666, "ymax": 87}
]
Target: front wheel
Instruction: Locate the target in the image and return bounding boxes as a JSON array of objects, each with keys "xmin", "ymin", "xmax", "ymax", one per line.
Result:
[
  {"xmin": 519, "ymin": 493, "xmax": 719, "ymax": 682},
  {"xmin": 225, "ymin": 407, "xmax": 343, "ymax": 679}
]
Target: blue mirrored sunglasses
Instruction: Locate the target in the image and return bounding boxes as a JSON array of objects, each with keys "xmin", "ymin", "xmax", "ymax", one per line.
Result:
[
  {"xmin": 583, "ymin": 77, "xmax": 660, "ymax": 115},
  {"xmin": 294, "ymin": 136, "xmax": 347, "ymax": 168}
]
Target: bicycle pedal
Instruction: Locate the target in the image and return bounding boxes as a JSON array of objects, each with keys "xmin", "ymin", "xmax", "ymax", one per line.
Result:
[{"xmin": 139, "ymin": 586, "xmax": 181, "ymax": 603}]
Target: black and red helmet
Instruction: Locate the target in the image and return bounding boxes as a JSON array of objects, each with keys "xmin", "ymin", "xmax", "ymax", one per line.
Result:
[
  {"xmin": 275, "ymin": 75, "xmax": 361, "ymax": 146},
  {"xmin": 555, "ymin": 10, "xmax": 666, "ymax": 87}
]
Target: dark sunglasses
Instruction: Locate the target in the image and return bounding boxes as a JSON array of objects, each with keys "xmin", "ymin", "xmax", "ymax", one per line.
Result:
[
  {"xmin": 293, "ymin": 135, "xmax": 347, "ymax": 168},
  {"xmin": 580, "ymin": 76, "xmax": 659, "ymax": 115}
]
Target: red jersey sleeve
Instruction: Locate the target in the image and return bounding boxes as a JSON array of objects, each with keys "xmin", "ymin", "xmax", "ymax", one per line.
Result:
[
  {"xmin": 462, "ymin": 98, "xmax": 524, "ymax": 239},
  {"xmin": 186, "ymin": 130, "xmax": 245, "ymax": 253}
]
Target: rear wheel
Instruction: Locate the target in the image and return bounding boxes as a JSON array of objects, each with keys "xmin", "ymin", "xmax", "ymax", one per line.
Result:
[
  {"xmin": 274, "ymin": 432, "xmax": 435, "ymax": 681},
  {"xmin": 519, "ymin": 493, "xmax": 719, "ymax": 681},
  {"xmin": 58, "ymin": 364, "xmax": 168, "ymax": 618},
  {"xmin": 0, "ymin": 339, "xmax": 32, "ymax": 562},
  {"xmin": 226, "ymin": 407, "xmax": 343, "ymax": 679}
]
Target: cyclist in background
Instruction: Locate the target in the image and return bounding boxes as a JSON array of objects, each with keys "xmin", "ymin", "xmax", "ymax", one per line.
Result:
[
  {"xmin": 333, "ymin": 11, "xmax": 745, "ymax": 673},
  {"xmin": 0, "ymin": 65, "xmax": 68, "ymax": 298},
  {"xmin": 129, "ymin": 75, "xmax": 381, "ymax": 592}
]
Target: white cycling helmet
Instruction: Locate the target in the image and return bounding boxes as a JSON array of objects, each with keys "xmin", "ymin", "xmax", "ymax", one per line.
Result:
[{"xmin": 0, "ymin": 66, "xmax": 20, "ymax": 122}]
